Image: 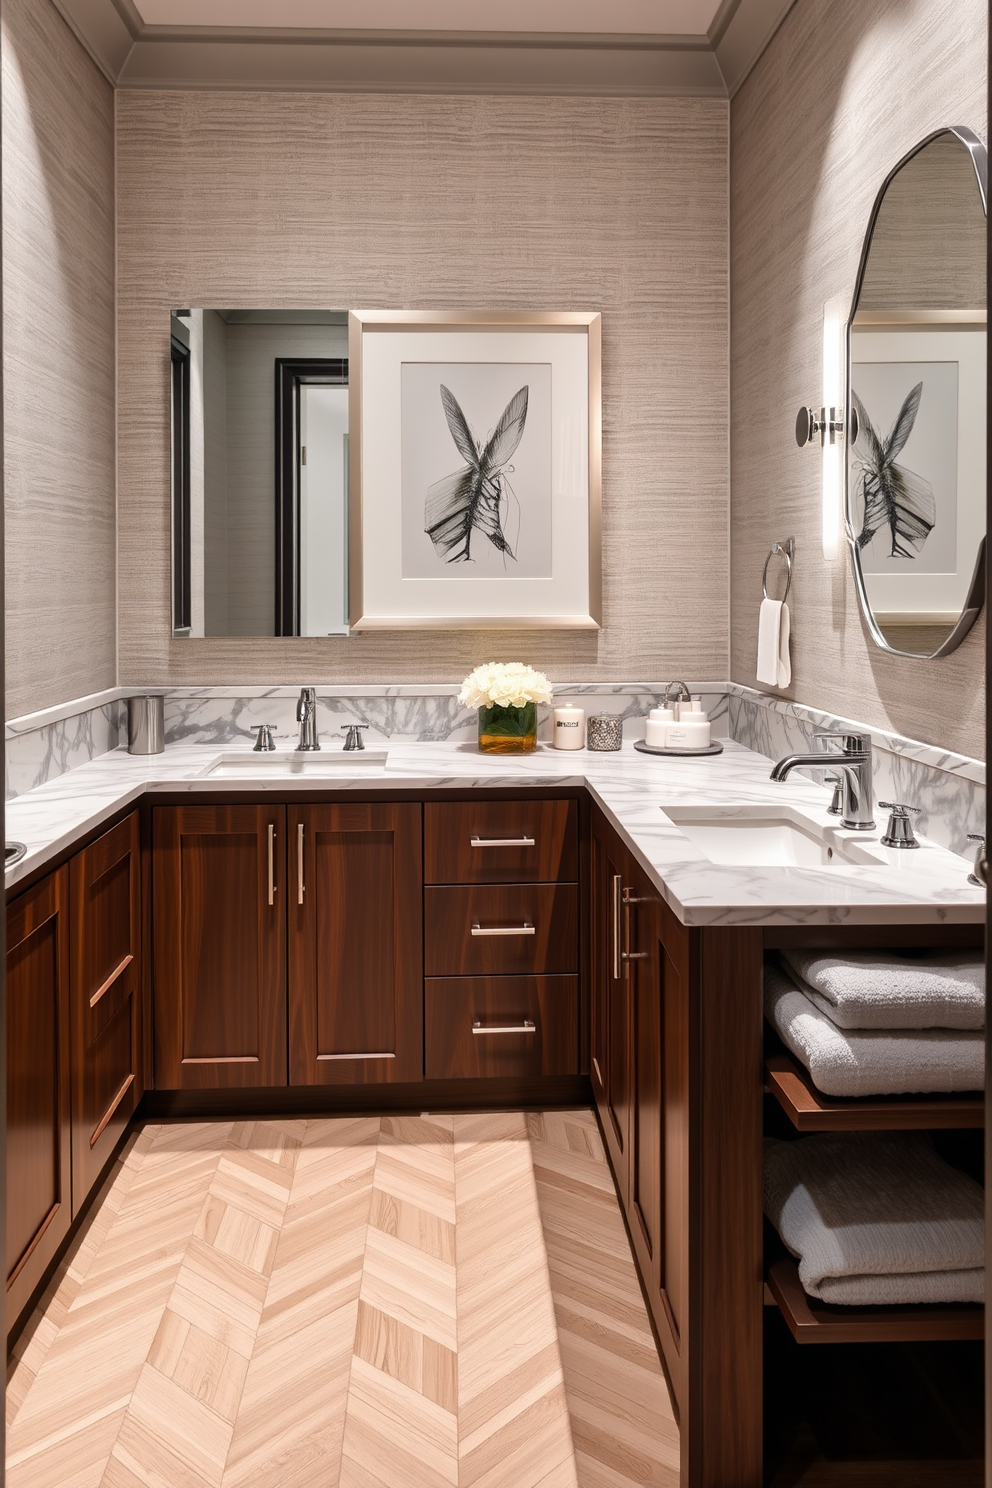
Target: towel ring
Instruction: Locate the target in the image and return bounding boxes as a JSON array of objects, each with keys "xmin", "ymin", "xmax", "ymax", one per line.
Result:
[{"xmin": 762, "ymin": 538, "xmax": 795, "ymax": 603}]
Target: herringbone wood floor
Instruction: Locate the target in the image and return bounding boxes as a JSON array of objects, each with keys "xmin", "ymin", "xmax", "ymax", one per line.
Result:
[{"xmin": 7, "ymin": 1111, "xmax": 678, "ymax": 1487}]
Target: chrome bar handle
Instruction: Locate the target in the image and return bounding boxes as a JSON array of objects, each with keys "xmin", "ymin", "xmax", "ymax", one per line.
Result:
[
  {"xmin": 621, "ymin": 885, "xmax": 649, "ymax": 964},
  {"xmin": 470, "ymin": 923, "xmax": 535, "ymax": 937},
  {"xmin": 472, "ymin": 1020, "xmax": 536, "ymax": 1036},
  {"xmin": 470, "ymin": 836, "xmax": 536, "ymax": 848},
  {"xmin": 611, "ymin": 873, "xmax": 623, "ymax": 980},
  {"xmin": 267, "ymin": 824, "xmax": 276, "ymax": 906},
  {"xmin": 297, "ymin": 822, "xmax": 305, "ymax": 904}
]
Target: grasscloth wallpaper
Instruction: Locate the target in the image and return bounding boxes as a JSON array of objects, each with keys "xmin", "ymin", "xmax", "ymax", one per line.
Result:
[
  {"xmin": 2, "ymin": 0, "xmax": 116, "ymax": 718},
  {"xmin": 730, "ymin": 0, "xmax": 987, "ymax": 760},
  {"xmin": 116, "ymin": 92, "xmax": 729, "ymax": 685}
]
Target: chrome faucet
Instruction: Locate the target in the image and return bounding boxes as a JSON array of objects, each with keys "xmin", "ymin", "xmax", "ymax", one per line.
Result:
[
  {"xmin": 665, "ymin": 680, "xmax": 691, "ymax": 712},
  {"xmin": 296, "ymin": 687, "xmax": 320, "ymax": 751},
  {"xmin": 770, "ymin": 731, "xmax": 875, "ymax": 831}
]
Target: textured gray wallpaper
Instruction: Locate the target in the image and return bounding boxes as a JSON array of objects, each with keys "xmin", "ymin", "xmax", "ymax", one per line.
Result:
[
  {"xmin": 730, "ymin": 0, "xmax": 987, "ymax": 761},
  {"xmin": 2, "ymin": 0, "xmax": 117, "ymax": 718},
  {"xmin": 116, "ymin": 91, "xmax": 729, "ymax": 686}
]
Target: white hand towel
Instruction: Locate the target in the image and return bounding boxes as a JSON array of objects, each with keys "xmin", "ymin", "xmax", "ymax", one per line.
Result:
[
  {"xmin": 780, "ymin": 949, "xmax": 985, "ymax": 1031},
  {"xmin": 757, "ymin": 597, "xmax": 791, "ymax": 687},
  {"xmin": 764, "ymin": 1132, "xmax": 985, "ymax": 1305},
  {"xmin": 765, "ymin": 962, "xmax": 985, "ymax": 1096}
]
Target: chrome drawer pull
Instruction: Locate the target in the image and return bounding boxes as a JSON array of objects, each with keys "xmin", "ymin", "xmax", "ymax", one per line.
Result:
[
  {"xmin": 472, "ymin": 1019, "xmax": 536, "ymax": 1036},
  {"xmin": 470, "ymin": 923, "xmax": 536, "ymax": 937},
  {"xmin": 470, "ymin": 836, "xmax": 536, "ymax": 848},
  {"xmin": 267, "ymin": 824, "xmax": 276, "ymax": 906}
]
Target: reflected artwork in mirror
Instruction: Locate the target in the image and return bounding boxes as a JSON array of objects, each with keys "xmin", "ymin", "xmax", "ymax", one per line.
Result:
[
  {"xmin": 845, "ymin": 128, "xmax": 987, "ymax": 659},
  {"xmin": 170, "ymin": 308, "xmax": 349, "ymax": 638}
]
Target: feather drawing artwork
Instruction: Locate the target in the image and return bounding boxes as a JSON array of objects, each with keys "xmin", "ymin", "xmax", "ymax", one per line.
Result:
[
  {"xmin": 853, "ymin": 383, "xmax": 936, "ymax": 559},
  {"xmin": 424, "ymin": 384, "xmax": 528, "ymax": 564}
]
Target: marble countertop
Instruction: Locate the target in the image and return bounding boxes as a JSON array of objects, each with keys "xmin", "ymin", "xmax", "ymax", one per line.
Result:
[{"xmin": 4, "ymin": 738, "xmax": 985, "ymax": 926}]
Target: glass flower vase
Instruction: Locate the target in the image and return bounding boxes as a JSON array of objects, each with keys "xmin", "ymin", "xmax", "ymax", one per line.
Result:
[{"xmin": 477, "ymin": 701, "xmax": 538, "ymax": 754}]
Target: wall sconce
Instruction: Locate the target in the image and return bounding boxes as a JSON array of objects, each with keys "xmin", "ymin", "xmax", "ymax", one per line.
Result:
[{"xmin": 795, "ymin": 300, "xmax": 858, "ymax": 560}]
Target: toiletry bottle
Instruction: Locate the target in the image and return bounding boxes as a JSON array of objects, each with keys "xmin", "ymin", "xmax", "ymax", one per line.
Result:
[
  {"xmin": 666, "ymin": 701, "xmax": 711, "ymax": 749},
  {"xmin": 645, "ymin": 707, "xmax": 674, "ymax": 748}
]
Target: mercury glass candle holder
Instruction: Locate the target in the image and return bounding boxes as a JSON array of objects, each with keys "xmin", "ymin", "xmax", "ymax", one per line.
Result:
[{"xmin": 586, "ymin": 715, "xmax": 623, "ymax": 751}]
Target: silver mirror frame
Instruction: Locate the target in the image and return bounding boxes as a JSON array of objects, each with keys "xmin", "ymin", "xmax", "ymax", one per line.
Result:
[{"xmin": 844, "ymin": 125, "xmax": 988, "ymax": 660}]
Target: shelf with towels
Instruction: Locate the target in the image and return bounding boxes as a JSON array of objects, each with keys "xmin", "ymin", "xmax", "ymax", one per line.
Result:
[
  {"xmin": 765, "ymin": 1049, "xmax": 984, "ymax": 1131},
  {"xmin": 766, "ymin": 1252, "xmax": 984, "ymax": 1345}
]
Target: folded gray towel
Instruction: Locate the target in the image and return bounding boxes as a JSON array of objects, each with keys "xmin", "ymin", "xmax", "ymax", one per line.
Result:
[
  {"xmin": 766, "ymin": 962, "xmax": 985, "ymax": 1097},
  {"xmin": 765, "ymin": 1133, "xmax": 985, "ymax": 1306},
  {"xmin": 780, "ymin": 949, "xmax": 984, "ymax": 1031}
]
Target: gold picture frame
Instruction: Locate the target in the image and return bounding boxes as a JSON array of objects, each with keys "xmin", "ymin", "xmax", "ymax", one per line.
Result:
[{"xmin": 348, "ymin": 309, "xmax": 602, "ymax": 630}]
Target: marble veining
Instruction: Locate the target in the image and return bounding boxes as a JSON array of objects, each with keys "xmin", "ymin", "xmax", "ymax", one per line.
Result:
[
  {"xmin": 728, "ymin": 688, "xmax": 985, "ymax": 857},
  {"xmin": 5, "ymin": 701, "xmax": 124, "ymax": 802},
  {"xmin": 160, "ymin": 685, "xmax": 732, "ymax": 750},
  {"xmin": 5, "ymin": 683, "xmax": 983, "ymax": 861},
  {"xmin": 5, "ymin": 737, "xmax": 983, "ymax": 927}
]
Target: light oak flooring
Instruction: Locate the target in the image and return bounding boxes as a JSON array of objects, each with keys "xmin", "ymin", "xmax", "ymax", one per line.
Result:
[{"xmin": 7, "ymin": 1110, "xmax": 678, "ymax": 1488}]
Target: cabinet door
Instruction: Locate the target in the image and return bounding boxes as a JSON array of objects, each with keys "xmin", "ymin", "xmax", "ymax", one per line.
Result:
[
  {"xmin": 70, "ymin": 812, "xmax": 143, "ymax": 1215},
  {"xmin": 589, "ymin": 814, "xmax": 632, "ymax": 1195},
  {"xmin": 7, "ymin": 869, "xmax": 71, "ymax": 1334},
  {"xmin": 627, "ymin": 875, "xmax": 689, "ymax": 1410},
  {"xmin": 288, "ymin": 803, "xmax": 422, "ymax": 1085},
  {"xmin": 153, "ymin": 806, "xmax": 288, "ymax": 1087}
]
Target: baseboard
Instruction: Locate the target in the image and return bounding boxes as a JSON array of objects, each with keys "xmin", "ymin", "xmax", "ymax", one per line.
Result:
[{"xmin": 137, "ymin": 1074, "xmax": 592, "ymax": 1120}]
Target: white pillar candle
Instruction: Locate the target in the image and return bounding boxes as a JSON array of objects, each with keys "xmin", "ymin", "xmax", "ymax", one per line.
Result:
[{"xmin": 552, "ymin": 704, "xmax": 586, "ymax": 749}]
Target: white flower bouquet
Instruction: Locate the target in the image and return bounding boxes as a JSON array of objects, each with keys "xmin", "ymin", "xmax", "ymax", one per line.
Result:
[
  {"xmin": 458, "ymin": 662, "xmax": 553, "ymax": 710},
  {"xmin": 459, "ymin": 663, "xmax": 552, "ymax": 753}
]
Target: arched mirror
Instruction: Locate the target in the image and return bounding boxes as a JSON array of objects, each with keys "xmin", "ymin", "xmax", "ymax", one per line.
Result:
[{"xmin": 845, "ymin": 127, "xmax": 987, "ymax": 658}]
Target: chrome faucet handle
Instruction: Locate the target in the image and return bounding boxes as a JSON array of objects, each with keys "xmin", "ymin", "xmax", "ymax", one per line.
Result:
[
  {"xmin": 250, "ymin": 724, "xmax": 277, "ymax": 752},
  {"xmin": 967, "ymin": 833, "xmax": 986, "ymax": 887},
  {"xmin": 823, "ymin": 774, "xmax": 843, "ymax": 816},
  {"xmin": 878, "ymin": 801, "xmax": 921, "ymax": 849},
  {"xmin": 664, "ymin": 680, "xmax": 691, "ymax": 708},
  {"xmin": 341, "ymin": 724, "xmax": 369, "ymax": 752}
]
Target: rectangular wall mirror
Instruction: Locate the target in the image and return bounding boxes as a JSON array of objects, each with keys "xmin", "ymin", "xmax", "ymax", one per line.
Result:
[{"xmin": 170, "ymin": 308, "xmax": 349, "ymax": 638}]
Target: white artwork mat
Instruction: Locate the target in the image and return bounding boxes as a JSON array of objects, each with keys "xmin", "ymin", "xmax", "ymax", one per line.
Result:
[
  {"xmin": 849, "ymin": 324, "xmax": 985, "ymax": 622},
  {"xmin": 358, "ymin": 327, "xmax": 592, "ymax": 624}
]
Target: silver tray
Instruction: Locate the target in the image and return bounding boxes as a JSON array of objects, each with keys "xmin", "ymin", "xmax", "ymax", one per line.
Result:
[{"xmin": 632, "ymin": 739, "xmax": 724, "ymax": 759}]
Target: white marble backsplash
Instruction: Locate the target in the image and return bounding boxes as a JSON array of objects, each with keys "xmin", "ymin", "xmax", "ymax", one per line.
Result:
[
  {"xmin": 5, "ymin": 698, "xmax": 124, "ymax": 801},
  {"xmin": 159, "ymin": 683, "xmax": 731, "ymax": 751},
  {"xmin": 4, "ymin": 680, "xmax": 984, "ymax": 861},
  {"xmin": 728, "ymin": 686, "xmax": 985, "ymax": 858}
]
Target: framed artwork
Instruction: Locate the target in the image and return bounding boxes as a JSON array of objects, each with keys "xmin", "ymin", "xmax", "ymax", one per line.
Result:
[
  {"xmin": 849, "ymin": 315, "xmax": 986, "ymax": 624},
  {"xmin": 348, "ymin": 310, "xmax": 602, "ymax": 629}
]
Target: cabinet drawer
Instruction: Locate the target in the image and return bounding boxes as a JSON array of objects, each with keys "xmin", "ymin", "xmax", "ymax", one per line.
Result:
[
  {"xmin": 425, "ymin": 976, "xmax": 578, "ymax": 1079},
  {"xmin": 424, "ymin": 800, "xmax": 577, "ymax": 884},
  {"xmin": 425, "ymin": 883, "xmax": 578, "ymax": 976}
]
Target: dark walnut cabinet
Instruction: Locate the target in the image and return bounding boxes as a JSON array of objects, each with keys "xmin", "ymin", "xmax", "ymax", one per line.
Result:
[
  {"xmin": 6, "ymin": 869, "xmax": 72, "ymax": 1334},
  {"xmin": 153, "ymin": 802, "xmax": 423, "ymax": 1088},
  {"xmin": 423, "ymin": 799, "xmax": 580, "ymax": 1080},
  {"xmin": 6, "ymin": 810, "xmax": 144, "ymax": 1335},
  {"xmin": 153, "ymin": 805, "xmax": 288, "ymax": 1087},
  {"xmin": 70, "ymin": 812, "xmax": 143, "ymax": 1213},
  {"xmin": 590, "ymin": 807, "xmax": 765, "ymax": 1488},
  {"xmin": 288, "ymin": 802, "xmax": 422, "ymax": 1084}
]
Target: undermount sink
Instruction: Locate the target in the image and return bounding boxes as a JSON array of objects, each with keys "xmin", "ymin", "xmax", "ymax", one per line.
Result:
[
  {"xmin": 198, "ymin": 747, "xmax": 388, "ymax": 778},
  {"xmin": 660, "ymin": 805, "xmax": 878, "ymax": 869}
]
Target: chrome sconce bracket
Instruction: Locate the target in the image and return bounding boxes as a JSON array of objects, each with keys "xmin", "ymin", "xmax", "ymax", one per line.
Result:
[{"xmin": 795, "ymin": 404, "xmax": 858, "ymax": 448}]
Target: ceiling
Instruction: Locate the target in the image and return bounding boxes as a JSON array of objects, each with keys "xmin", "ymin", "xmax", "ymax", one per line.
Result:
[
  {"xmin": 132, "ymin": 0, "xmax": 727, "ymax": 32},
  {"xmin": 53, "ymin": 0, "xmax": 796, "ymax": 95}
]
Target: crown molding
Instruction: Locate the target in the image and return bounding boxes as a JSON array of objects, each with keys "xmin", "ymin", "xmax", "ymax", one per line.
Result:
[{"xmin": 50, "ymin": 0, "xmax": 796, "ymax": 97}]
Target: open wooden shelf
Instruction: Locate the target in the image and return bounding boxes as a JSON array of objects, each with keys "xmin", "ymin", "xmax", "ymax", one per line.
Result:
[
  {"xmin": 765, "ymin": 1052, "xmax": 984, "ymax": 1132},
  {"xmin": 767, "ymin": 1255, "xmax": 984, "ymax": 1345}
]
